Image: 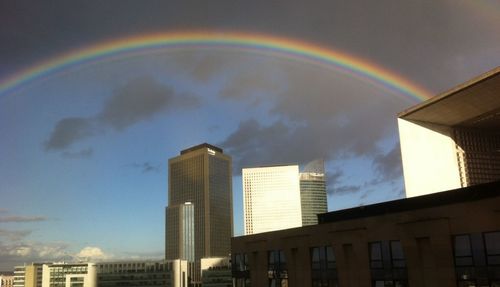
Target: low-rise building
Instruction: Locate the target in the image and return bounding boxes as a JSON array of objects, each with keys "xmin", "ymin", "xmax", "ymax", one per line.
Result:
[
  {"xmin": 0, "ymin": 275, "xmax": 14, "ymax": 287},
  {"xmin": 200, "ymin": 257, "xmax": 232, "ymax": 287},
  {"xmin": 232, "ymin": 180, "xmax": 500, "ymax": 287}
]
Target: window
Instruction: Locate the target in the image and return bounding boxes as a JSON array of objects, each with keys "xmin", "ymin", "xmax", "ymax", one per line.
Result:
[
  {"xmin": 453, "ymin": 232, "xmax": 500, "ymax": 286},
  {"xmin": 232, "ymin": 253, "xmax": 250, "ymax": 287},
  {"xmin": 369, "ymin": 241, "xmax": 407, "ymax": 287},
  {"xmin": 369, "ymin": 242, "xmax": 383, "ymax": 269},
  {"xmin": 268, "ymin": 250, "xmax": 287, "ymax": 287},
  {"xmin": 390, "ymin": 241, "xmax": 406, "ymax": 268},
  {"xmin": 454, "ymin": 235, "xmax": 474, "ymax": 266},
  {"xmin": 311, "ymin": 246, "xmax": 338, "ymax": 287},
  {"xmin": 484, "ymin": 232, "xmax": 500, "ymax": 266}
]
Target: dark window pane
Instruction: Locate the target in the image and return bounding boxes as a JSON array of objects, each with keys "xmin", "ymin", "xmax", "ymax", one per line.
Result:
[
  {"xmin": 269, "ymin": 251, "xmax": 275, "ymax": 265},
  {"xmin": 311, "ymin": 247, "xmax": 320, "ymax": 263},
  {"xmin": 279, "ymin": 250, "xmax": 286, "ymax": 264},
  {"xmin": 454, "ymin": 235, "xmax": 472, "ymax": 257},
  {"xmin": 390, "ymin": 241, "xmax": 405, "ymax": 260},
  {"xmin": 487, "ymin": 255, "xmax": 500, "ymax": 265},
  {"xmin": 485, "ymin": 232, "xmax": 500, "ymax": 255},
  {"xmin": 455, "ymin": 257, "xmax": 474, "ymax": 266},
  {"xmin": 370, "ymin": 242, "xmax": 382, "ymax": 261},
  {"xmin": 326, "ymin": 246, "xmax": 335, "ymax": 262}
]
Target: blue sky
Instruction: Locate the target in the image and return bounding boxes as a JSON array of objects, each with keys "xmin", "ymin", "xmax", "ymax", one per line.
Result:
[{"xmin": 1, "ymin": 1, "xmax": 499, "ymax": 270}]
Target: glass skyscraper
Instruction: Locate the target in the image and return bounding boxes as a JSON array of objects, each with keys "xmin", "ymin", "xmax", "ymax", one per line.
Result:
[{"xmin": 165, "ymin": 143, "xmax": 232, "ymax": 284}]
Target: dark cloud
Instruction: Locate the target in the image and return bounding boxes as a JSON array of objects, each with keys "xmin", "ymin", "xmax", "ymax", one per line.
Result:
[
  {"xmin": 0, "ymin": 216, "xmax": 48, "ymax": 223},
  {"xmin": 98, "ymin": 77, "xmax": 198, "ymax": 130},
  {"xmin": 44, "ymin": 77, "xmax": 199, "ymax": 153},
  {"xmin": 129, "ymin": 162, "xmax": 161, "ymax": 173},
  {"xmin": 44, "ymin": 117, "xmax": 96, "ymax": 151},
  {"xmin": 372, "ymin": 144, "xmax": 403, "ymax": 181},
  {"xmin": 325, "ymin": 169, "xmax": 363, "ymax": 195}
]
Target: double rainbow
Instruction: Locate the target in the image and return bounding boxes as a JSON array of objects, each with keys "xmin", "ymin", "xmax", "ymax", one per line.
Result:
[{"xmin": 0, "ymin": 31, "xmax": 432, "ymax": 101}]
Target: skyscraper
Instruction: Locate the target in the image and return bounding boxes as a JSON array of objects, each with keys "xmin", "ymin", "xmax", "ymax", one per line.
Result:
[
  {"xmin": 300, "ymin": 159, "xmax": 327, "ymax": 226},
  {"xmin": 243, "ymin": 161, "xmax": 327, "ymax": 235},
  {"xmin": 165, "ymin": 143, "xmax": 232, "ymax": 284}
]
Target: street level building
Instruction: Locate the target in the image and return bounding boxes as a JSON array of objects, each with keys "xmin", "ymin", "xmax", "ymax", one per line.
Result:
[
  {"xmin": 243, "ymin": 161, "xmax": 327, "ymax": 235},
  {"xmin": 232, "ymin": 180, "xmax": 500, "ymax": 287},
  {"xmin": 166, "ymin": 143, "xmax": 233, "ymax": 285},
  {"xmin": 398, "ymin": 67, "xmax": 500, "ymax": 197}
]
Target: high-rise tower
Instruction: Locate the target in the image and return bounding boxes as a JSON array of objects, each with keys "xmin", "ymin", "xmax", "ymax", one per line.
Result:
[
  {"xmin": 242, "ymin": 161, "xmax": 327, "ymax": 235},
  {"xmin": 165, "ymin": 143, "xmax": 232, "ymax": 284}
]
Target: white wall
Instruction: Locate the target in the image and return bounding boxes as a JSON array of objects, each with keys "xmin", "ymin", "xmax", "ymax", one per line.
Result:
[
  {"xmin": 398, "ymin": 119, "xmax": 462, "ymax": 197},
  {"xmin": 243, "ymin": 165, "xmax": 302, "ymax": 234}
]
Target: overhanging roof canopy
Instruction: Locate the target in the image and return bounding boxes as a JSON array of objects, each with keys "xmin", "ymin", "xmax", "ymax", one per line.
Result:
[{"xmin": 398, "ymin": 67, "xmax": 500, "ymax": 129}]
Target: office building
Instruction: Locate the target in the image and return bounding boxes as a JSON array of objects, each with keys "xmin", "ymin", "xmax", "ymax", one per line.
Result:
[
  {"xmin": 166, "ymin": 143, "xmax": 233, "ymax": 284},
  {"xmin": 41, "ymin": 263, "xmax": 97, "ymax": 287},
  {"xmin": 243, "ymin": 162, "xmax": 327, "ymax": 235},
  {"xmin": 232, "ymin": 180, "xmax": 500, "ymax": 287},
  {"xmin": 13, "ymin": 263, "xmax": 44, "ymax": 287},
  {"xmin": 300, "ymin": 159, "xmax": 328, "ymax": 226},
  {"xmin": 14, "ymin": 260, "xmax": 187, "ymax": 287},
  {"xmin": 166, "ymin": 202, "xmax": 195, "ymax": 262},
  {"xmin": 97, "ymin": 260, "xmax": 187, "ymax": 287},
  {"xmin": 398, "ymin": 67, "xmax": 500, "ymax": 197}
]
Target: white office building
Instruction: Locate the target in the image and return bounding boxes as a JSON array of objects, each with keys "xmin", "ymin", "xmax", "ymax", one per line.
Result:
[{"xmin": 243, "ymin": 162, "xmax": 327, "ymax": 235}]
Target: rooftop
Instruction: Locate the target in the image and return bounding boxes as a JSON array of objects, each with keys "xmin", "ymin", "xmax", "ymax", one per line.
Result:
[
  {"xmin": 318, "ymin": 180, "xmax": 500, "ymax": 224},
  {"xmin": 180, "ymin": 143, "xmax": 223, "ymax": 155},
  {"xmin": 398, "ymin": 66, "xmax": 500, "ymax": 129}
]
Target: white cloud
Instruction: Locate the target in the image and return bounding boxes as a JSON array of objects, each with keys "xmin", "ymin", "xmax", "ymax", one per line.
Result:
[{"xmin": 75, "ymin": 246, "xmax": 111, "ymax": 261}]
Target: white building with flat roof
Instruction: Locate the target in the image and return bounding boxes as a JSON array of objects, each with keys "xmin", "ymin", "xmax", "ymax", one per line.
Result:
[
  {"xmin": 243, "ymin": 165, "xmax": 302, "ymax": 235},
  {"xmin": 398, "ymin": 67, "xmax": 500, "ymax": 197},
  {"xmin": 243, "ymin": 162, "xmax": 327, "ymax": 235}
]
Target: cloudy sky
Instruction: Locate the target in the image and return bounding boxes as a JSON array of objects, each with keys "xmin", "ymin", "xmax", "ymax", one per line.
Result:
[{"xmin": 0, "ymin": 1, "xmax": 499, "ymax": 270}]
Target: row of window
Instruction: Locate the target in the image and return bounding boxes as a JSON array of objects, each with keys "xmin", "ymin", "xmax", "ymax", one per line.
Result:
[{"xmin": 233, "ymin": 231, "xmax": 500, "ymax": 287}]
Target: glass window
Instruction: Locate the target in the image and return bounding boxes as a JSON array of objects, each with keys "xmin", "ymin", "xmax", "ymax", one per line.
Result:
[
  {"xmin": 370, "ymin": 242, "xmax": 383, "ymax": 269},
  {"xmin": 390, "ymin": 241, "xmax": 406, "ymax": 268},
  {"xmin": 484, "ymin": 232, "xmax": 500, "ymax": 265},
  {"xmin": 454, "ymin": 235, "xmax": 474, "ymax": 266}
]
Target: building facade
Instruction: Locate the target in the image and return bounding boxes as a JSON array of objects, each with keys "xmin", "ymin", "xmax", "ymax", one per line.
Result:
[
  {"xmin": 398, "ymin": 67, "xmax": 500, "ymax": 197},
  {"xmin": 166, "ymin": 202, "xmax": 195, "ymax": 262},
  {"xmin": 97, "ymin": 260, "xmax": 187, "ymax": 287},
  {"xmin": 13, "ymin": 267, "xmax": 24, "ymax": 287},
  {"xmin": 14, "ymin": 260, "xmax": 187, "ymax": 287},
  {"xmin": 300, "ymin": 160, "xmax": 328, "ymax": 226},
  {"xmin": 0, "ymin": 275, "xmax": 14, "ymax": 287},
  {"xmin": 243, "ymin": 162, "xmax": 327, "ymax": 235},
  {"xmin": 200, "ymin": 257, "xmax": 232, "ymax": 287},
  {"xmin": 41, "ymin": 263, "xmax": 96, "ymax": 287},
  {"xmin": 166, "ymin": 143, "xmax": 233, "ymax": 284},
  {"xmin": 232, "ymin": 180, "xmax": 500, "ymax": 287}
]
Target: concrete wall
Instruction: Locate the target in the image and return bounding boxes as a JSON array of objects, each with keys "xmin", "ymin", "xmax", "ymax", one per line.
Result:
[{"xmin": 398, "ymin": 119, "xmax": 462, "ymax": 197}]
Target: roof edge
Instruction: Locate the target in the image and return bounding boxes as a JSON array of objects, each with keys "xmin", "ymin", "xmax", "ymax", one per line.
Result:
[{"xmin": 398, "ymin": 66, "xmax": 500, "ymax": 119}]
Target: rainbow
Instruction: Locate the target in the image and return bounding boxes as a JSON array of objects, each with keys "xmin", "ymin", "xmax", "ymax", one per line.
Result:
[{"xmin": 0, "ymin": 31, "xmax": 432, "ymax": 101}]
